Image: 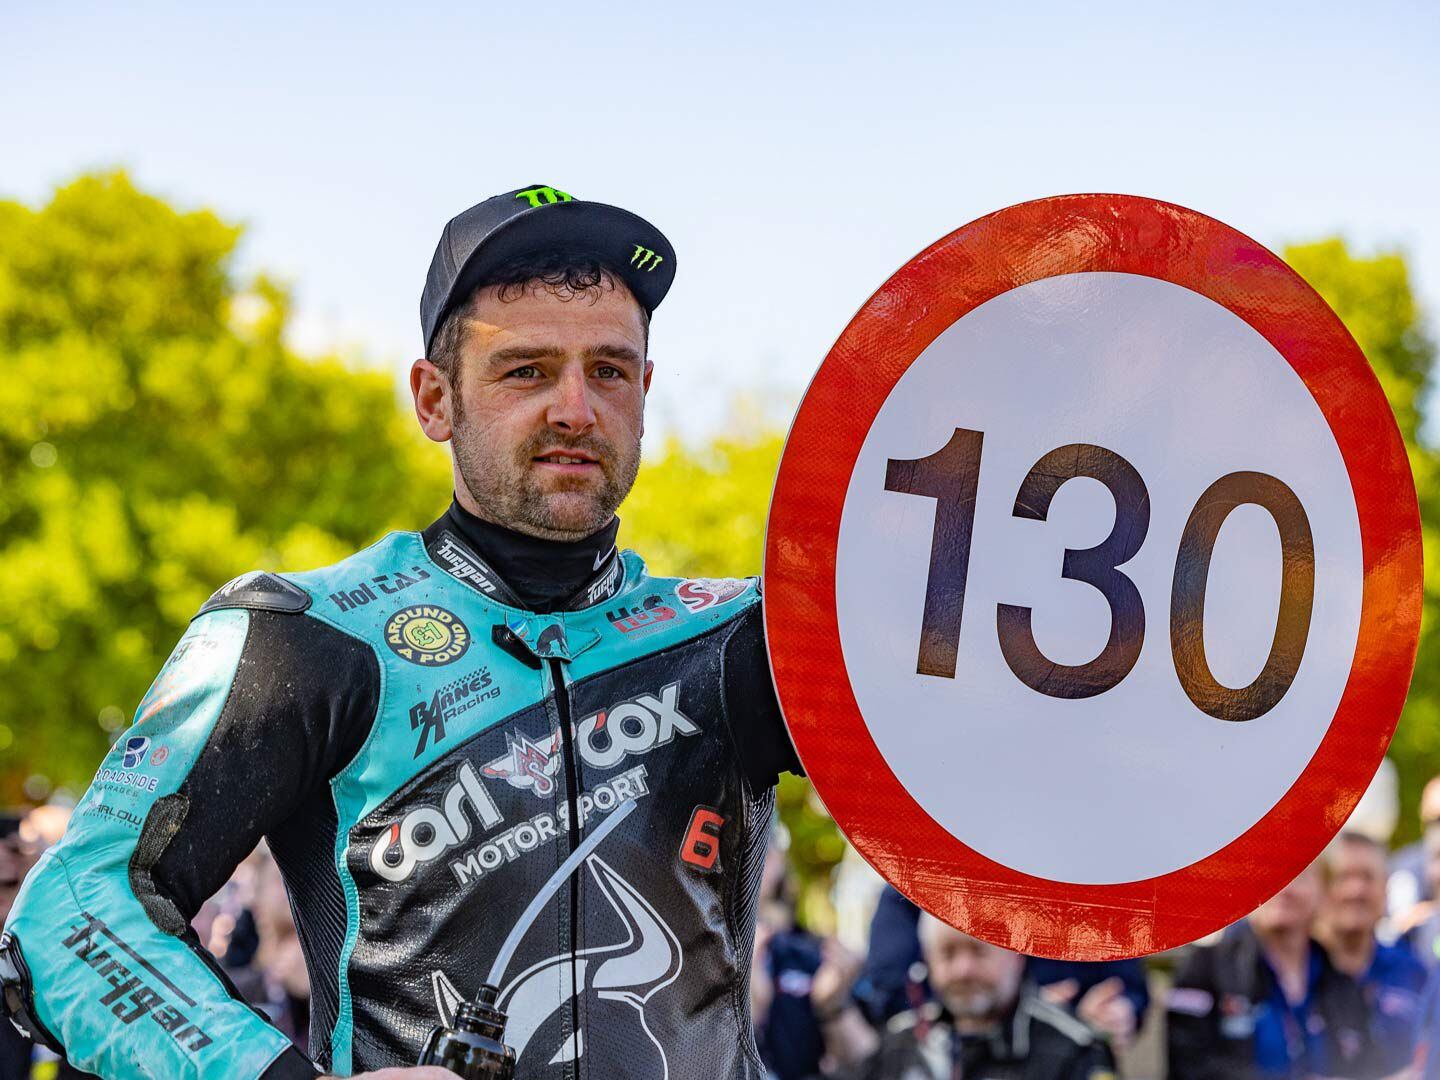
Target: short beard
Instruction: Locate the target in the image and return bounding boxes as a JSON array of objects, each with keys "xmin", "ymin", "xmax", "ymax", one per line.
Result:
[
  {"xmin": 452, "ymin": 411, "xmax": 641, "ymax": 540},
  {"xmin": 941, "ymin": 986, "xmax": 1003, "ymax": 1023}
]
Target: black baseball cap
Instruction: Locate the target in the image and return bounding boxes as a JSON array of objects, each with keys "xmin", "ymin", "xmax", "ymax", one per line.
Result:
[{"xmin": 420, "ymin": 184, "xmax": 677, "ymax": 355}]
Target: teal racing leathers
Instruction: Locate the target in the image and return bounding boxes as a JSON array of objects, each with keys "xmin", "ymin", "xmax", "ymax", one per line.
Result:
[{"xmin": 1, "ymin": 506, "xmax": 800, "ymax": 1078}]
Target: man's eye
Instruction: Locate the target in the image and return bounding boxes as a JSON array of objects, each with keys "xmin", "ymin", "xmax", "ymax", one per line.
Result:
[
  {"xmin": 595, "ymin": 365, "xmax": 623, "ymax": 379},
  {"xmin": 508, "ymin": 365, "xmax": 541, "ymax": 379}
]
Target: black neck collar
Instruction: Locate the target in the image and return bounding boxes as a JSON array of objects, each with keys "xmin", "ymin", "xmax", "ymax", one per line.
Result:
[{"xmin": 422, "ymin": 500, "xmax": 623, "ymax": 614}]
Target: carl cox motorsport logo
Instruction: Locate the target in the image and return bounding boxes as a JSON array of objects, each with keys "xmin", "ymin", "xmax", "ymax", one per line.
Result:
[{"xmin": 369, "ymin": 681, "xmax": 699, "ymax": 887}]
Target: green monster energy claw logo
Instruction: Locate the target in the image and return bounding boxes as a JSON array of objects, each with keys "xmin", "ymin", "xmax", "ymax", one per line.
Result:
[
  {"xmin": 515, "ymin": 186, "xmax": 573, "ymax": 208},
  {"xmin": 631, "ymin": 244, "xmax": 664, "ymax": 272}
]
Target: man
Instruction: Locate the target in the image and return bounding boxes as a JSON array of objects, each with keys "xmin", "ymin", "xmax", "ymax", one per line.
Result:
[
  {"xmin": 752, "ymin": 834, "xmax": 874, "ymax": 1079},
  {"xmin": 1389, "ymin": 775, "xmax": 1440, "ymax": 936},
  {"xmin": 1316, "ymin": 831, "xmax": 1426, "ymax": 1075},
  {"xmin": 0, "ymin": 186, "xmax": 801, "ymax": 1079},
  {"xmin": 1166, "ymin": 861, "xmax": 1380, "ymax": 1079},
  {"xmin": 856, "ymin": 885, "xmax": 1148, "ymax": 1054},
  {"xmin": 840, "ymin": 912, "xmax": 1116, "ymax": 1080},
  {"xmin": 1406, "ymin": 819, "xmax": 1440, "ymax": 972}
]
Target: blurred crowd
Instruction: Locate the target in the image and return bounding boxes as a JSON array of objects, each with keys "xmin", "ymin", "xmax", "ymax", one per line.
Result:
[
  {"xmin": 749, "ymin": 776, "xmax": 1440, "ymax": 1080},
  {"xmin": 9, "ymin": 775, "xmax": 1440, "ymax": 1078}
]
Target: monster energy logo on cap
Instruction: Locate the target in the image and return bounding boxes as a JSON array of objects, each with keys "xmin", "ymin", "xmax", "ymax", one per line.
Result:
[
  {"xmin": 514, "ymin": 186, "xmax": 573, "ymax": 208},
  {"xmin": 631, "ymin": 244, "xmax": 665, "ymax": 272}
]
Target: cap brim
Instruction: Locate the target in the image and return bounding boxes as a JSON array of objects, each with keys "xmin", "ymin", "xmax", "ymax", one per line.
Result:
[{"xmin": 442, "ymin": 200, "xmax": 676, "ymax": 335}]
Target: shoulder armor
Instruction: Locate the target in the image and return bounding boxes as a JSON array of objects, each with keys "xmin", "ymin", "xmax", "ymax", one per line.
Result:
[{"xmin": 196, "ymin": 571, "xmax": 311, "ymax": 617}]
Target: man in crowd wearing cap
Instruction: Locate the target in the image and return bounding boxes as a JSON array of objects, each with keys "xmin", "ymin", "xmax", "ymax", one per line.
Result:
[
  {"xmin": 1, "ymin": 186, "xmax": 801, "ymax": 1079},
  {"xmin": 838, "ymin": 912, "xmax": 1117, "ymax": 1080}
]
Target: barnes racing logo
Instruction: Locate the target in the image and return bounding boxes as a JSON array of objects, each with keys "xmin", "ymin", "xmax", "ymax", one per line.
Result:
[
  {"xmin": 484, "ymin": 731, "xmax": 563, "ymax": 796},
  {"xmin": 677, "ymin": 578, "xmax": 749, "ymax": 612},
  {"xmin": 606, "ymin": 594, "xmax": 677, "ymax": 636},
  {"xmin": 410, "ymin": 667, "xmax": 499, "ymax": 757},
  {"xmin": 385, "ymin": 605, "xmax": 471, "ymax": 666},
  {"xmin": 370, "ymin": 762, "xmax": 503, "ymax": 883}
]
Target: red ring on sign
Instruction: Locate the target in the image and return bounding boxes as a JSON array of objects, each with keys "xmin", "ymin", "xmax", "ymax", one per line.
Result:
[{"xmin": 763, "ymin": 194, "xmax": 1422, "ymax": 960}]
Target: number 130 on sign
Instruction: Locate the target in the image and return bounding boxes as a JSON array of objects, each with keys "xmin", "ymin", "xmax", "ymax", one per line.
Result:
[{"xmin": 888, "ymin": 426, "xmax": 1313, "ymax": 723}]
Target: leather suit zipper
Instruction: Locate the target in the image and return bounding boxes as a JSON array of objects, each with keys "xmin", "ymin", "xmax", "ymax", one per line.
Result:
[{"xmin": 549, "ymin": 658, "xmax": 582, "ymax": 1079}]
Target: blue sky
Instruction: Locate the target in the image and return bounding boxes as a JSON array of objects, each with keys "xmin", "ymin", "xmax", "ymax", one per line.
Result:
[{"xmin": 6, "ymin": 1, "xmax": 1437, "ymax": 440}]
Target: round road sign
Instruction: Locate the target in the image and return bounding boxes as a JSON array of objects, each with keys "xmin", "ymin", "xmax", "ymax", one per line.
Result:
[{"xmin": 764, "ymin": 194, "xmax": 1422, "ymax": 960}]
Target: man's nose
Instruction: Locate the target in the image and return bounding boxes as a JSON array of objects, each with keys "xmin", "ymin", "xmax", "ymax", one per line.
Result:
[{"xmin": 547, "ymin": 364, "xmax": 597, "ymax": 433}]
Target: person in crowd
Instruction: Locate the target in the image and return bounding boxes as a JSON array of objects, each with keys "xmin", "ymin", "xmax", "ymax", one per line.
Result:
[
  {"xmin": 838, "ymin": 911, "xmax": 1116, "ymax": 1080},
  {"xmin": 1404, "ymin": 820, "xmax": 1440, "ymax": 972},
  {"xmin": 1389, "ymin": 777, "xmax": 1440, "ymax": 940},
  {"xmin": 857, "ymin": 885, "xmax": 1148, "ymax": 1054},
  {"xmin": 855, "ymin": 885, "xmax": 929, "ymax": 1027},
  {"xmin": 0, "ymin": 815, "xmax": 33, "ymax": 1078},
  {"xmin": 753, "ymin": 836, "xmax": 876, "ymax": 1078},
  {"xmin": 1167, "ymin": 860, "xmax": 1381, "ymax": 1078},
  {"xmin": 1316, "ymin": 831, "xmax": 1426, "ymax": 1074}
]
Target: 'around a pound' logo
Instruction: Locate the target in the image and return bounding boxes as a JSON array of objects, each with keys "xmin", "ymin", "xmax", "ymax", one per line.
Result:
[{"xmin": 385, "ymin": 605, "xmax": 471, "ymax": 667}]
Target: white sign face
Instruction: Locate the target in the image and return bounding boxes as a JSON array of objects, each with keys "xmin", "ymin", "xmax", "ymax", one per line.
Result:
[
  {"xmin": 764, "ymin": 194, "xmax": 1420, "ymax": 959},
  {"xmin": 835, "ymin": 271, "xmax": 1362, "ymax": 884}
]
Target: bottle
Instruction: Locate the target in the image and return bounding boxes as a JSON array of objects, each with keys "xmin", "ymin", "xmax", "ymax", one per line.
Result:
[{"xmin": 417, "ymin": 983, "xmax": 516, "ymax": 1079}]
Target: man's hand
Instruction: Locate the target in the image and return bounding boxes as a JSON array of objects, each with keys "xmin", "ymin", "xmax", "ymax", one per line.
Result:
[
  {"xmin": 810, "ymin": 937, "xmax": 863, "ymax": 1018},
  {"xmin": 325, "ymin": 1069, "xmax": 461, "ymax": 1079},
  {"xmin": 1043, "ymin": 976, "xmax": 1137, "ymax": 1052}
]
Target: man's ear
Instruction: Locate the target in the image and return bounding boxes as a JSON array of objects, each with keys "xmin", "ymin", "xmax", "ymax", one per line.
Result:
[{"xmin": 411, "ymin": 358, "xmax": 453, "ymax": 442}]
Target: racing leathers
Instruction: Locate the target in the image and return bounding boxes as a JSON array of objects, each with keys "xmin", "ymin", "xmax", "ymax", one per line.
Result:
[{"xmin": 1, "ymin": 502, "xmax": 801, "ymax": 1079}]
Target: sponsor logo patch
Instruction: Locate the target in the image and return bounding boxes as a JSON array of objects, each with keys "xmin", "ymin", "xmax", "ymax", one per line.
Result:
[
  {"xmin": 370, "ymin": 762, "xmax": 504, "ymax": 883},
  {"xmin": 61, "ymin": 913, "xmax": 213, "ymax": 1053},
  {"xmin": 677, "ymin": 578, "xmax": 749, "ymax": 612},
  {"xmin": 385, "ymin": 605, "xmax": 471, "ymax": 666},
  {"xmin": 606, "ymin": 594, "xmax": 677, "ymax": 636},
  {"xmin": 483, "ymin": 731, "xmax": 564, "ymax": 796},
  {"xmin": 122, "ymin": 737, "xmax": 150, "ymax": 770},
  {"xmin": 409, "ymin": 667, "xmax": 499, "ymax": 757},
  {"xmin": 328, "ymin": 566, "xmax": 432, "ymax": 613}
]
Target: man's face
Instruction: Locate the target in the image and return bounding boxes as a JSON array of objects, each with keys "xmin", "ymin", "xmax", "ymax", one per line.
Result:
[
  {"xmin": 444, "ymin": 279, "xmax": 651, "ymax": 540},
  {"xmin": 1321, "ymin": 839, "xmax": 1387, "ymax": 937},
  {"xmin": 922, "ymin": 922, "xmax": 1024, "ymax": 1024},
  {"xmin": 1250, "ymin": 863, "xmax": 1321, "ymax": 937}
]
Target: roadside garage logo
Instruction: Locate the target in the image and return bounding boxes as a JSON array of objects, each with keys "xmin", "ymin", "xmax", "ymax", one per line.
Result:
[{"xmin": 385, "ymin": 605, "xmax": 471, "ymax": 667}]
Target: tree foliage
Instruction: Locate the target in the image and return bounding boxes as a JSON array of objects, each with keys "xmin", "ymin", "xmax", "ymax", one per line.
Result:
[
  {"xmin": 0, "ymin": 173, "xmax": 451, "ymax": 799},
  {"xmin": 1285, "ymin": 240, "xmax": 1440, "ymax": 845}
]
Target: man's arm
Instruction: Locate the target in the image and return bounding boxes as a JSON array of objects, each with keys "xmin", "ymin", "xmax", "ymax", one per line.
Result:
[
  {"xmin": 720, "ymin": 596, "xmax": 803, "ymax": 795},
  {"xmin": 2, "ymin": 577, "xmax": 376, "ymax": 1079},
  {"xmin": 1165, "ymin": 945, "xmax": 1230, "ymax": 1080}
]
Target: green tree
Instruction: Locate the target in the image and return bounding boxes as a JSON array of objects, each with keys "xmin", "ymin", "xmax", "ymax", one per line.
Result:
[
  {"xmin": 0, "ymin": 172, "xmax": 452, "ymax": 800},
  {"xmin": 1285, "ymin": 240, "xmax": 1440, "ymax": 845}
]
